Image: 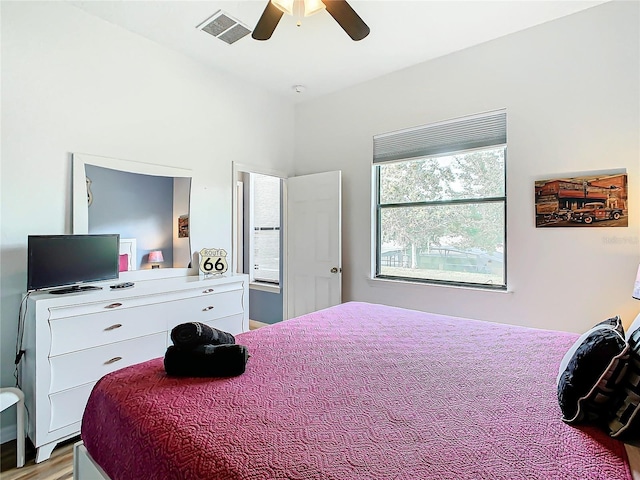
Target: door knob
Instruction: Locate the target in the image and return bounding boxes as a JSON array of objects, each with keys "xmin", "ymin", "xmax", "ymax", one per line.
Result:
[{"xmin": 331, "ymin": 267, "xmax": 339, "ymax": 273}]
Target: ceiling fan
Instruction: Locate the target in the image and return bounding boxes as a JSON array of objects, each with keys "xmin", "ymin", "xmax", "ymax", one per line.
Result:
[{"xmin": 252, "ymin": 0, "xmax": 370, "ymax": 41}]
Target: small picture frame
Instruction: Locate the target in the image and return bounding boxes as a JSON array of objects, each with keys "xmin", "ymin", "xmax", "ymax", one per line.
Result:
[{"xmin": 178, "ymin": 214, "xmax": 189, "ymax": 238}]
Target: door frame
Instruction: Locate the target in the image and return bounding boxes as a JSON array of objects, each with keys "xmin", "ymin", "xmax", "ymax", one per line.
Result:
[{"xmin": 232, "ymin": 162, "xmax": 289, "ymax": 321}]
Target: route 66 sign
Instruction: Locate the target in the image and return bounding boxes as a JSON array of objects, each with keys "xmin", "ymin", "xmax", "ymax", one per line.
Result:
[{"xmin": 199, "ymin": 248, "xmax": 228, "ymax": 275}]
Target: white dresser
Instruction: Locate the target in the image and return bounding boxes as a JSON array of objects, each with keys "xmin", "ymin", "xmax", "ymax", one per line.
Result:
[{"xmin": 20, "ymin": 274, "xmax": 248, "ymax": 463}]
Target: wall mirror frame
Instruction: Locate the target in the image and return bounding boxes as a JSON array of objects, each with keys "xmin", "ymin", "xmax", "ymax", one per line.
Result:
[{"xmin": 72, "ymin": 153, "xmax": 196, "ymax": 281}]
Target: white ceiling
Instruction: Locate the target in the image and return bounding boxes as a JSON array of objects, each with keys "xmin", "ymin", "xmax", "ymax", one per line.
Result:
[{"xmin": 68, "ymin": 0, "xmax": 608, "ymax": 103}]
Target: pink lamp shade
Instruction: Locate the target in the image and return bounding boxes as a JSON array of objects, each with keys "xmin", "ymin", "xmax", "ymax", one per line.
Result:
[
  {"xmin": 634, "ymin": 264, "xmax": 640, "ymax": 300},
  {"xmin": 148, "ymin": 250, "xmax": 164, "ymax": 265}
]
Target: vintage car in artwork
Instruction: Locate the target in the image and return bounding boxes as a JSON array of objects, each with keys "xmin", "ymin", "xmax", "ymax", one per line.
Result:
[
  {"xmin": 555, "ymin": 209, "xmax": 573, "ymax": 221},
  {"xmin": 570, "ymin": 202, "xmax": 623, "ymax": 224}
]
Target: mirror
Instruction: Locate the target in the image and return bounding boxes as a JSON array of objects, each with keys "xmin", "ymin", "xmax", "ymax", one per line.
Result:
[{"xmin": 72, "ymin": 153, "xmax": 193, "ymax": 277}]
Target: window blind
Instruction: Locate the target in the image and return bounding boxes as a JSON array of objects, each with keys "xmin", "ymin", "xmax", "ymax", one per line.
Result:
[{"xmin": 373, "ymin": 109, "xmax": 506, "ymax": 164}]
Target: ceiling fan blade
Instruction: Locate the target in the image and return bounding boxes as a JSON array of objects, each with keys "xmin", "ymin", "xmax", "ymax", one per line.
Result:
[
  {"xmin": 324, "ymin": 0, "xmax": 370, "ymax": 41},
  {"xmin": 252, "ymin": 1, "xmax": 284, "ymax": 40}
]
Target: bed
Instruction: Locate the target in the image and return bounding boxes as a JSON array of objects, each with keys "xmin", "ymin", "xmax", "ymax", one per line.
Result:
[{"xmin": 76, "ymin": 301, "xmax": 639, "ymax": 480}]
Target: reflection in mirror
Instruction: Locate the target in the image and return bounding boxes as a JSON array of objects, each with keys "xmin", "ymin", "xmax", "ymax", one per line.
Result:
[{"xmin": 72, "ymin": 154, "xmax": 192, "ymax": 274}]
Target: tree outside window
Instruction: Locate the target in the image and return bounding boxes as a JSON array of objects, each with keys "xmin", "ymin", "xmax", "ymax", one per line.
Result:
[{"xmin": 375, "ymin": 146, "xmax": 506, "ymax": 289}]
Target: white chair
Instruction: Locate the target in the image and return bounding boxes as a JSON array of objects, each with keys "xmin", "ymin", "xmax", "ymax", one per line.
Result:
[{"xmin": 0, "ymin": 387, "xmax": 25, "ymax": 468}]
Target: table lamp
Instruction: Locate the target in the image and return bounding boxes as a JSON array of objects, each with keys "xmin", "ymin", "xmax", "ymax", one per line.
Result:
[{"xmin": 149, "ymin": 250, "xmax": 164, "ymax": 269}]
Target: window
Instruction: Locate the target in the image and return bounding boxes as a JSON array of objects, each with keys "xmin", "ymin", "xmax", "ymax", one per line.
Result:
[
  {"xmin": 373, "ymin": 110, "xmax": 507, "ymax": 289},
  {"xmin": 249, "ymin": 173, "xmax": 281, "ymax": 285}
]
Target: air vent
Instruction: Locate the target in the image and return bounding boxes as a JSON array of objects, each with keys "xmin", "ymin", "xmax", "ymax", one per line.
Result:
[{"xmin": 197, "ymin": 10, "xmax": 251, "ymax": 45}]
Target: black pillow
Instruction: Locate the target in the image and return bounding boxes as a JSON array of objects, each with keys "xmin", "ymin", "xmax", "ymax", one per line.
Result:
[
  {"xmin": 608, "ymin": 316, "xmax": 640, "ymax": 440},
  {"xmin": 164, "ymin": 344, "xmax": 249, "ymax": 377},
  {"xmin": 557, "ymin": 316, "xmax": 628, "ymax": 424},
  {"xmin": 170, "ymin": 322, "xmax": 235, "ymax": 349},
  {"xmin": 594, "ymin": 315, "xmax": 625, "ymax": 335}
]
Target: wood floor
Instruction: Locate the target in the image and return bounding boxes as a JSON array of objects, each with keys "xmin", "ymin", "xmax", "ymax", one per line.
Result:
[
  {"xmin": 0, "ymin": 438, "xmax": 75, "ymax": 480},
  {"xmin": 0, "ymin": 320, "xmax": 268, "ymax": 479},
  {"xmin": 249, "ymin": 319, "xmax": 269, "ymax": 330}
]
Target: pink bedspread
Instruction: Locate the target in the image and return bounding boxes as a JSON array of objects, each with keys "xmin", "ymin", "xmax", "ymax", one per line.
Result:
[{"xmin": 82, "ymin": 302, "xmax": 632, "ymax": 480}]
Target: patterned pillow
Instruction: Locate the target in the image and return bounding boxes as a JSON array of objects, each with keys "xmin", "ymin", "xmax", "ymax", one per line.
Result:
[
  {"xmin": 608, "ymin": 315, "xmax": 640, "ymax": 440},
  {"xmin": 597, "ymin": 315, "xmax": 625, "ymax": 335},
  {"xmin": 557, "ymin": 316, "xmax": 628, "ymax": 424}
]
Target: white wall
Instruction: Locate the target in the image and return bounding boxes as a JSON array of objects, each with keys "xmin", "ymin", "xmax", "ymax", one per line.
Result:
[
  {"xmin": 0, "ymin": 1, "xmax": 294, "ymax": 439},
  {"xmin": 294, "ymin": 1, "xmax": 640, "ymax": 334}
]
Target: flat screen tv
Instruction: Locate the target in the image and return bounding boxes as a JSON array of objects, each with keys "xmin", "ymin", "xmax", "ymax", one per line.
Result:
[{"xmin": 27, "ymin": 234, "xmax": 120, "ymax": 294}]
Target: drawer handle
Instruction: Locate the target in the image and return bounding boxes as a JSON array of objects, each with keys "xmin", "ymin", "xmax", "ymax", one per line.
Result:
[
  {"xmin": 105, "ymin": 303, "xmax": 123, "ymax": 309},
  {"xmin": 203, "ymin": 288, "xmax": 215, "ymax": 294},
  {"xmin": 202, "ymin": 306, "xmax": 215, "ymax": 312},
  {"xmin": 104, "ymin": 356, "xmax": 122, "ymax": 365},
  {"xmin": 104, "ymin": 324, "xmax": 122, "ymax": 331}
]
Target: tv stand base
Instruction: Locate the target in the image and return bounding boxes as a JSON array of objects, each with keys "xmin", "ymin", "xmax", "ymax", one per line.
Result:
[{"xmin": 48, "ymin": 285, "xmax": 102, "ymax": 295}]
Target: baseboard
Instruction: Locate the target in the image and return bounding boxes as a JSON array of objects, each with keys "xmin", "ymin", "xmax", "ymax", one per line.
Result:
[{"xmin": 0, "ymin": 423, "xmax": 17, "ymax": 444}]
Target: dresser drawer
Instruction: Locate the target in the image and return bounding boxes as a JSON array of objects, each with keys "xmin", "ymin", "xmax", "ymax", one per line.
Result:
[
  {"xmin": 49, "ymin": 333, "xmax": 166, "ymax": 394},
  {"xmin": 48, "ymin": 295, "xmax": 171, "ymax": 320},
  {"xmin": 50, "ymin": 301, "xmax": 175, "ymax": 356},
  {"xmin": 49, "ymin": 382, "xmax": 94, "ymax": 432},
  {"xmin": 165, "ymin": 289, "xmax": 244, "ymax": 328},
  {"xmin": 192, "ymin": 281, "xmax": 244, "ymax": 297}
]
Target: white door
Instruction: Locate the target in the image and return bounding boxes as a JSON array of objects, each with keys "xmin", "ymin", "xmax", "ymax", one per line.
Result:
[{"xmin": 287, "ymin": 171, "xmax": 342, "ymax": 318}]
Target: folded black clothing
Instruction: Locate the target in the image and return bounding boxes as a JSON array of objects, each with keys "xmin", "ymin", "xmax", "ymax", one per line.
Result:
[
  {"xmin": 170, "ymin": 322, "xmax": 235, "ymax": 349},
  {"xmin": 164, "ymin": 344, "xmax": 249, "ymax": 377}
]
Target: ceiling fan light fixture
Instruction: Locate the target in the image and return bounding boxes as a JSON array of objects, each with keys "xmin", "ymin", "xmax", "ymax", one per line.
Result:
[
  {"xmin": 272, "ymin": 0, "xmax": 295, "ymax": 16},
  {"xmin": 303, "ymin": 0, "xmax": 326, "ymax": 17},
  {"xmin": 253, "ymin": 0, "xmax": 369, "ymax": 41}
]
